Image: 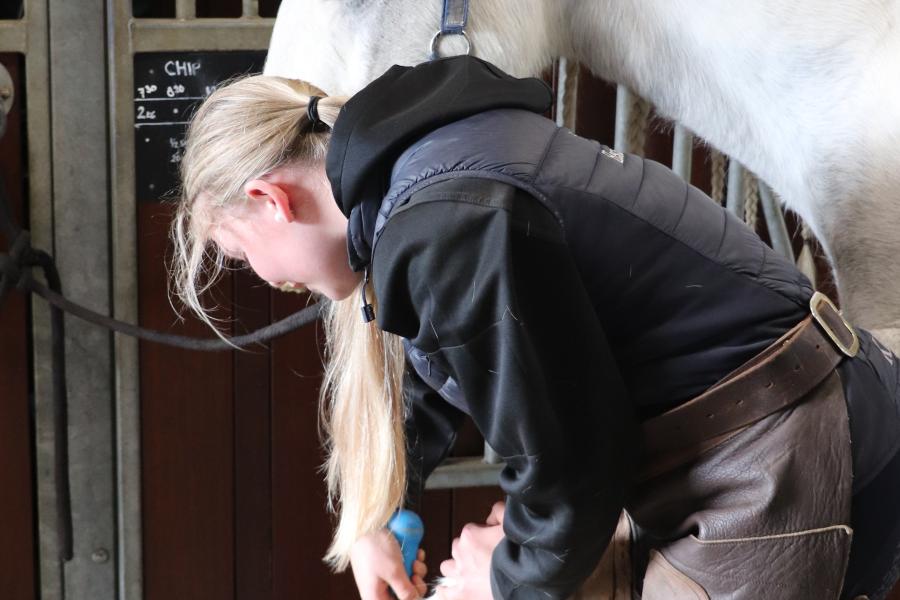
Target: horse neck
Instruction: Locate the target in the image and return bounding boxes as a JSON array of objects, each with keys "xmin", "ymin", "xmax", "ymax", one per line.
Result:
[{"xmin": 564, "ymin": 2, "xmax": 709, "ymax": 98}]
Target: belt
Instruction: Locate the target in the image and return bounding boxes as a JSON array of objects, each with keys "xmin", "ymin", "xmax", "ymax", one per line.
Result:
[{"xmin": 639, "ymin": 291, "xmax": 859, "ymax": 479}]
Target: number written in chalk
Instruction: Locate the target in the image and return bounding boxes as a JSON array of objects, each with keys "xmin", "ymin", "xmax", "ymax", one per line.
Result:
[
  {"xmin": 136, "ymin": 84, "xmax": 158, "ymax": 98},
  {"xmin": 136, "ymin": 105, "xmax": 157, "ymax": 120}
]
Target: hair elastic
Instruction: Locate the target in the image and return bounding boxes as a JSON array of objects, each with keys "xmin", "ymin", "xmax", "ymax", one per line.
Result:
[{"xmin": 307, "ymin": 96, "xmax": 329, "ymax": 132}]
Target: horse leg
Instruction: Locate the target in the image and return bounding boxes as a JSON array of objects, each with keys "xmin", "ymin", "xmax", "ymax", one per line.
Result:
[{"xmin": 813, "ymin": 158, "xmax": 900, "ymax": 354}]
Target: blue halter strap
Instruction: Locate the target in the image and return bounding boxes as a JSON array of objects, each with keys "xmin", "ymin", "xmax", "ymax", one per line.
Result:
[{"xmin": 429, "ymin": 0, "xmax": 471, "ymax": 60}]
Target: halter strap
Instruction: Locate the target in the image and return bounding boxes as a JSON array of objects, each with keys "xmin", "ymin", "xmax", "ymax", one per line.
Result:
[
  {"xmin": 429, "ymin": 0, "xmax": 471, "ymax": 60},
  {"xmin": 440, "ymin": 0, "xmax": 468, "ymax": 34}
]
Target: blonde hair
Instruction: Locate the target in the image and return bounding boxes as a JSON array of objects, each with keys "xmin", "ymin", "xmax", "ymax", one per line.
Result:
[{"xmin": 170, "ymin": 75, "xmax": 407, "ymax": 570}]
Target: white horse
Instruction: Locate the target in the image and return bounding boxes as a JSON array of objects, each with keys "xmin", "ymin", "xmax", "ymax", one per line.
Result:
[{"xmin": 264, "ymin": 0, "xmax": 900, "ymax": 352}]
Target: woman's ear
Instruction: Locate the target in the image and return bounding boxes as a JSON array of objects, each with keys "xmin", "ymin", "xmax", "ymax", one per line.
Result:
[{"xmin": 243, "ymin": 178, "xmax": 295, "ymax": 223}]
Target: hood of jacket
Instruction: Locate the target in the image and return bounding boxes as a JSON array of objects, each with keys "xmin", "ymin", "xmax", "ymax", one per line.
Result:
[{"xmin": 324, "ymin": 55, "xmax": 553, "ymax": 271}]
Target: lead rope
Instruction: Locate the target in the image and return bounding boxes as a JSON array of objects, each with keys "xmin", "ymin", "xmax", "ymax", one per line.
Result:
[
  {"xmin": 710, "ymin": 150, "xmax": 727, "ymax": 205},
  {"xmin": 0, "ymin": 173, "xmax": 323, "ymax": 564},
  {"xmin": 627, "ymin": 93, "xmax": 651, "ymax": 157},
  {"xmin": 743, "ymin": 169, "xmax": 760, "ymax": 230}
]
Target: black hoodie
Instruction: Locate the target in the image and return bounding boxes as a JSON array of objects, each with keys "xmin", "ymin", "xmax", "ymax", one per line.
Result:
[{"xmin": 326, "ymin": 56, "xmax": 552, "ymax": 271}]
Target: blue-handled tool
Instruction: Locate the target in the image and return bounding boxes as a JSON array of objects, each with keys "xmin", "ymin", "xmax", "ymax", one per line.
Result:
[{"xmin": 387, "ymin": 509, "xmax": 424, "ymax": 576}]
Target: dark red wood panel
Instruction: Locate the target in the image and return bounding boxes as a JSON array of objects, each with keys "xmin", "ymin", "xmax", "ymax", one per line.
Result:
[
  {"xmin": 233, "ymin": 269, "xmax": 274, "ymax": 599},
  {"xmin": 269, "ymin": 291, "xmax": 358, "ymax": 599},
  {"xmin": 0, "ymin": 52, "xmax": 37, "ymax": 600},
  {"xmin": 139, "ymin": 201, "xmax": 236, "ymax": 600},
  {"xmin": 419, "ymin": 489, "xmax": 452, "ymax": 581}
]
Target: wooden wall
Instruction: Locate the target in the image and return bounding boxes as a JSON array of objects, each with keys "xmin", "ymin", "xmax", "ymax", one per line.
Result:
[
  {"xmin": 0, "ymin": 53, "xmax": 38, "ymax": 600},
  {"xmin": 137, "ymin": 203, "xmax": 502, "ymax": 599}
]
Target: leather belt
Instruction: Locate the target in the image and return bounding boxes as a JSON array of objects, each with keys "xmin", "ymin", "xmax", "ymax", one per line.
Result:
[{"xmin": 639, "ymin": 292, "xmax": 858, "ymax": 478}]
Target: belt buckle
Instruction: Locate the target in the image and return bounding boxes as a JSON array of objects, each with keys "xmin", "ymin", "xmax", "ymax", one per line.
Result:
[{"xmin": 810, "ymin": 291, "xmax": 859, "ymax": 357}]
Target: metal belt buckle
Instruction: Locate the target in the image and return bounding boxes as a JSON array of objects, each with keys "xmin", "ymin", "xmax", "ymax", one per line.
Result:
[{"xmin": 810, "ymin": 291, "xmax": 860, "ymax": 357}]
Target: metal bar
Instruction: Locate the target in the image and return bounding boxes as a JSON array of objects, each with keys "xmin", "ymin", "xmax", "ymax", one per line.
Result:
[
  {"xmin": 0, "ymin": 20, "xmax": 27, "ymax": 52},
  {"xmin": 759, "ymin": 181, "xmax": 795, "ymax": 261},
  {"xmin": 23, "ymin": 0, "xmax": 64, "ymax": 595},
  {"xmin": 555, "ymin": 57, "xmax": 568, "ymax": 128},
  {"xmin": 426, "ymin": 458, "xmax": 503, "ymax": 490},
  {"xmin": 672, "ymin": 124, "xmax": 693, "ymax": 181},
  {"xmin": 614, "ymin": 85, "xmax": 631, "ymax": 153},
  {"xmin": 108, "ymin": 0, "xmax": 143, "ymax": 597},
  {"xmin": 48, "ymin": 0, "xmax": 116, "ymax": 596},
  {"xmin": 242, "ymin": 0, "xmax": 259, "ymax": 18},
  {"xmin": 555, "ymin": 57, "xmax": 580, "ymax": 131},
  {"xmin": 132, "ymin": 18, "xmax": 274, "ymax": 52},
  {"xmin": 725, "ymin": 159, "xmax": 744, "ymax": 217},
  {"xmin": 175, "ymin": 0, "xmax": 195, "ymax": 19}
]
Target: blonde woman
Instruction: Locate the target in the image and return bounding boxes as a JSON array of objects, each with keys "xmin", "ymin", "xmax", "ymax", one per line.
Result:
[{"xmin": 172, "ymin": 56, "xmax": 900, "ymax": 600}]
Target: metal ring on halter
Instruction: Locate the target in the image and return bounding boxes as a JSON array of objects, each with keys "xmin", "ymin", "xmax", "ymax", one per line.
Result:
[{"xmin": 429, "ymin": 29, "xmax": 471, "ymax": 60}]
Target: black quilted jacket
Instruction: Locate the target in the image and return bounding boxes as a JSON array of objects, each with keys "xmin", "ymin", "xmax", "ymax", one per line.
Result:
[{"xmin": 325, "ymin": 56, "xmax": 900, "ymax": 600}]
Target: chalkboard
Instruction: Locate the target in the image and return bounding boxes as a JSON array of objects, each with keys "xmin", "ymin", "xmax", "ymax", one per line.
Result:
[{"xmin": 133, "ymin": 51, "xmax": 267, "ymax": 202}]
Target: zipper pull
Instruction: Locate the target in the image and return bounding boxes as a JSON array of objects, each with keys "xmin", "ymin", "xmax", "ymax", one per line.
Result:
[{"xmin": 360, "ymin": 266, "xmax": 375, "ymax": 323}]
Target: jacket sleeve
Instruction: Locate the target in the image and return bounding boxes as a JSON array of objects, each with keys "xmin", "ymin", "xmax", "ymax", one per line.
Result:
[
  {"xmin": 373, "ymin": 179, "xmax": 638, "ymax": 599},
  {"xmin": 403, "ymin": 361, "xmax": 466, "ymax": 510}
]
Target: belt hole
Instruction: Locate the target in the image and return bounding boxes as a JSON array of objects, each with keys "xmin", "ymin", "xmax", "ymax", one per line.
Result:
[
  {"xmin": 706, "ymin": 413, "xmax": 715, "ymax": 419},
  {"xmin": 765, "ymin": 381, "xmax": 774, "ymax": 388},
  {"xmin": 794, "ymin": 364, "xmax": 802, "ymax": 371},
  {"xmin": 736, "ymin": 399, "xmax": 744, "ymax": 406}
]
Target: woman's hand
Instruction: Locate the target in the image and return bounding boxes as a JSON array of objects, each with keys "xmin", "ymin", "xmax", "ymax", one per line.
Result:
[
  {"xmin": 432, "ymin": 502, "xmax": 506, "ymax": 600},
  {"xmin": 349, "ymin": 529, "xmax": 428, "ymax": 600}
]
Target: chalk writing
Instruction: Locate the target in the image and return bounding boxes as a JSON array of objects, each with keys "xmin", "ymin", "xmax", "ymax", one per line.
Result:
[
  {"xmin": 164, "ymin": 60, "xmax": 202, "ymax": 77},
  {"xmin": 136, "ymin": 105, "xmax": 157, "ymax": 120},
  {"xmin": 166, "ymin": 84, "xmax": 186, "ymax": 97},
  {"xmin": 136, "ymin": 84, "xmax": 158, "ymax": 98},
  {"xmin": 134, "ymin": 51, "xmax": 266, "ymax": 201}
]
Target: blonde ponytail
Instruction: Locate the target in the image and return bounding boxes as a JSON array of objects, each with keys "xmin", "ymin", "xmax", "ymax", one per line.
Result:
[
  {"xmin": 321, "ymin": 290, "xmax": 407, "ymax": 570},
  {"xmin": 171, "ymin": 74, "xmax": 408, "ymax": 571}
]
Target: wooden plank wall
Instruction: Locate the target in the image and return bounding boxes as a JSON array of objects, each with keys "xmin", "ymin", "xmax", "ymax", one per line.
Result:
[
  {"xmin": 138, "ymin": 209, "xmax": 502, "ymax": 599},
  {"xmin": 0, "ymin": 53, "xmax": 38, "ymax": 600}
]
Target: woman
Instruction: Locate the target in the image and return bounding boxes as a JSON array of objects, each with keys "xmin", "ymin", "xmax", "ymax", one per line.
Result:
[{"xmin": 171, "ymin": 56, "xmax": 900, "ymax": 600}]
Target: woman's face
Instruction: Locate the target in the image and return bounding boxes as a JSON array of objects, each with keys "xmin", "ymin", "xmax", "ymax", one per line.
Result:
[{"xmin": 210, "ymin": 163, "xmax": 361, "ymax": 301}]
